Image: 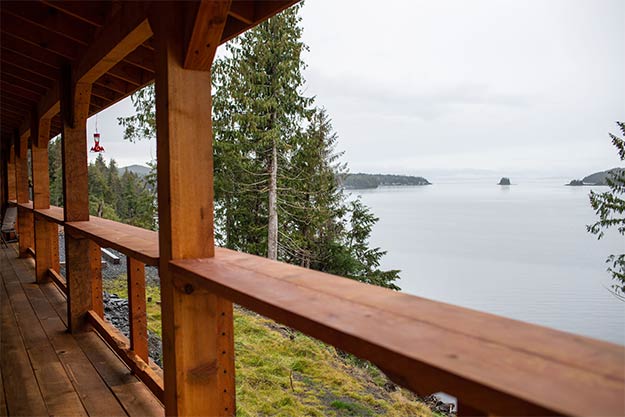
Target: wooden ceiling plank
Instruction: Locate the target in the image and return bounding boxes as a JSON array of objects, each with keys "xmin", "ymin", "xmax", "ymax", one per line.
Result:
[
  {"xmin": 184, "ymin": 0, "xmax": 231, "ymax": 70},
  {"xmin": 1, "ymin": 82, "xmax": 41, "ymax": 102},
  {"xmin": 228, "ymin": 1, "xmax": 255, "ymax": 24},
  {"xmin": 40, "ymin": 0, "xmax": 108, "ymax": 27},
  {"xmin": 1, "ymin": 105, "xmax": 31, "ymax": 119},
  {"xmin": 1, "ymin": 62, "xmax": 55, "ymax": 89},
  {"xmin": 75, "ymin": 2, "xmax": 152, "ymax": 84},
  {"xmin": 221, "ymin": 0, "xmax": 299, "ymax": 44},
  {"xmin": 1, "ymin": 90, "xmax": 38, "ymax": 106},
  {"xmin": 2, "ymin": 33, "xmax": 66, "ymax": 69},
  {"xmin": 17, "ymin": 2, "xmax": 154, "ymax": 138},
  {"xmin": 1, "ymin": 74, "xmax": 48, "ymax": 96},
  {"xmin": 95, "ymin": 74, "xmax": 134, "ymax": 95},
  {"xmin": 91, "ymin": 84, "xmax": 118, "ymax": 102},
  {"xmin": 123, "ymin": 45, "xmax": 155, "ymax": 73},
  {"xmin": 2, "ymin": 2, "xmax": 94, "ymax": 46},
  {"xmin": 107, "ymin": 62, "xmax": 146, "ymax": 87},
  {"xmin": 0, "ymin": 49, "xmax": 59, "ymax": 79},
  {"xmin": 0, "ymin": 11, "xmax": 82, "ymax": 60}
]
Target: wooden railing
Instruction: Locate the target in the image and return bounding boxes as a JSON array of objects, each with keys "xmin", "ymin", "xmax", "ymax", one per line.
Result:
[
  {"xmin": 26, "ymin": 203, "xmax": 164, "ymax": 401},
  {"xmin": 14, "ymin": 203, "xmax": 625, "ymax": 416}
]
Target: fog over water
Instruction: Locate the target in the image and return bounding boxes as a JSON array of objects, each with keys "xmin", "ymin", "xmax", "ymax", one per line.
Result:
[{"xmin": 354, "ymin": 179, "xmax": 625, "ymax": 345}]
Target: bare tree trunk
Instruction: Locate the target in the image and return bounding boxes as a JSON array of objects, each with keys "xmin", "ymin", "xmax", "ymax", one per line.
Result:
[{"xmin": 267, "ymin": 140, "xmax": 278, "ymax": 260}]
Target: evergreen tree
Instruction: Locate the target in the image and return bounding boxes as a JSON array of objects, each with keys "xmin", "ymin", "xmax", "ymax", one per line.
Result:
[
  {"xmin": 117, "ymin": 4, "xmax": 400, "ymax": 290},
  {"xmin": 588, "ymin": 121, "xmax": 625, "ymax": 299},
  {"xmin": 213, "ymin": 3, "xmax": 312, "ymax": 260},
  {"xmin": 48, "ymin": 136, "xmax": 63, "ymax": 206}
]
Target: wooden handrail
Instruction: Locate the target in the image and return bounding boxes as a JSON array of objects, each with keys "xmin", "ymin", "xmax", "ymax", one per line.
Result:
[
  {"xmin": 19, "ymin": 204, "xmax": 625, "ymax": 415},
  {"xmin": 170, "ymin": 249, "xmax": 625, "ymax": 416},
  {"xmin": 32, "ymin": 210, "xmax": 159, "ymax": 398},
  {"xmin": 33, "ymin": 205, "xmax": 159, "ymax": 265}
]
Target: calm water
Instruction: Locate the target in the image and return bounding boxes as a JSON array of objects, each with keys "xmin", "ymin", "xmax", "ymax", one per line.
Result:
[{"xmin": 353, "ymin": 179, "xmax": 625, "ymax": 345}]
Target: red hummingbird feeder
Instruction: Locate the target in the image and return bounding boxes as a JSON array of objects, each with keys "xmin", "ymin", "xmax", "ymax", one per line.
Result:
[
  {"xmin": 90, "ymin": 132, "xmax": 105, "ymax": 153},
  {"xmin": 90, "ymin": 115, "xmax": 105, "ymax": 153}
]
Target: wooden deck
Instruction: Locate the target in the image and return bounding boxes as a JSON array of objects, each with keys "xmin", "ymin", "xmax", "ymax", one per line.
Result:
[{"xmin": 0, "ymin": 244, "xmax": 163, "ymax": 417}]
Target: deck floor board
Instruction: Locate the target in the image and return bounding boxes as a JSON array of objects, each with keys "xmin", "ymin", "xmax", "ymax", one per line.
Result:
[{"xmin": 0, "ymin": 244, "xmax": 164, "ymax": 417}]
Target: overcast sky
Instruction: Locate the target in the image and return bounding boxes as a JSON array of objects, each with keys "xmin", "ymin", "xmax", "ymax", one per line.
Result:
[{"xmin": 88, "ymin": 0, "xmax": 624, "ymax": 180}]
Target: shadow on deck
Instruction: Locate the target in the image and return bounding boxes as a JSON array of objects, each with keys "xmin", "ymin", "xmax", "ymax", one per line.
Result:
[{"xmin": 0, "ymin": 243, "xmax": 164, "ymax": 417}]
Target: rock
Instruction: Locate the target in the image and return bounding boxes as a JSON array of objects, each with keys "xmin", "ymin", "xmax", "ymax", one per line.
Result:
[
  {"xmin": 567, "ymin": 179, "xmax": 584, "ymax": 186},
  {"xmin": 498, "ymin": 177, "xmax": 511, "ymax": 185}
]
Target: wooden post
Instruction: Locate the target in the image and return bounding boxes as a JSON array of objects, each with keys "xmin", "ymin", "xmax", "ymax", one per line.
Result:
[
  {"xmin": 127, "ymin": 257, "xmax": 148, "ymax": 362},
  {"xmin": 60, "ymin": 70, "xmax": 102, "ymax": 332},
  {"xmin": 7, "ymin": 144, "xmax": 16, "ymax": 202},
  {"xmin": 32, "ymin": 116, "xmax": 57, "ymax": 283},
  {"xmin": 152, "ymin": 4, "xmax": 234, "ymax": 416},
  {"xmin": 16, "ymin": 132, "xmax": 33, "ymax": 257}
]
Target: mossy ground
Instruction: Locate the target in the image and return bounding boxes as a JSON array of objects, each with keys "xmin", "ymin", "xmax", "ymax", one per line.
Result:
[{"xmin": 103, "ymin": 276, "xmax": 435, "ymax": 417}]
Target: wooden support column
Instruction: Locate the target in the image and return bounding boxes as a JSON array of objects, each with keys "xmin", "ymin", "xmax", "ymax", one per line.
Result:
[
  {"xmin": 127, "ymin": 257, "xmax": 148, "ymax": 362},
  {"xmin": 7, "ymin": 144, "xmax": 16, "ymax": 201},
  {"xmin": 152, "ymin": 3, "xmax": 234, "ymax": 416},
  {"xmin": 32, "ymin": 116, "xmax": 58, "ymax": 283},
  {"xmin": 60, "ymin": 71, "xmax": 102, "ymax": 332},
  {"xmin": 16, "ymin": 132, "xmax": 33, "ymax": 257}
]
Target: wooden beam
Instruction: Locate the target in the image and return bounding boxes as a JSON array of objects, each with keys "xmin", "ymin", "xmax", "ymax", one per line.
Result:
[
  {"xmin": 74, "ymin": 2, "xmax": 152, "ymax": 84},
  {"xmin": 18, "ymin": 1, "xmax": 153, "ymax": 139},
  {"xmin": 152, "ymin": 4, "xmax": 234, "ymax": 415},
  {"xmin": 184, "ymin": 0, "xmax": 231, "ymax": 71}
]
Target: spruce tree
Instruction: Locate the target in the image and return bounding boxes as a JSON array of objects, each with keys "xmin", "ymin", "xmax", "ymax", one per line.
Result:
[{"xmin": 212, "ymin": 3, "xmax": 312, "ymax": 260}]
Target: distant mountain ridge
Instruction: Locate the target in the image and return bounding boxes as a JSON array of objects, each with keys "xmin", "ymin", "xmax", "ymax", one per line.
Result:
[
  {"xmin": 567, "ymin": 168, "xmax": 624, "ymax": 186},
  {"xmin": 120, "ymin": 164, "xmax": 150, "ymax": 177},
  {"xmin": 341, "ymin": 173, "xmax": 431, "ymax": 189}
]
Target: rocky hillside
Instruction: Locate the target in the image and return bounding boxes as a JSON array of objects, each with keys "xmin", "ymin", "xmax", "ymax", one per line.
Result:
[{"xmin": 101, "ymin": 272, "xmax": 450, "ymax": 416}]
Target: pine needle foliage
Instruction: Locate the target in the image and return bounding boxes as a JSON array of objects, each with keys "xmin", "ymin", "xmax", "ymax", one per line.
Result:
[{"xmin": 588, "ymin": 121, "xmax": 625, "ymax": 299}]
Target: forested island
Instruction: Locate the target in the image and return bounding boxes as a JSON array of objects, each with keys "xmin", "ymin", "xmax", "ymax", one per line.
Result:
[
  {"xmin": 567, "ymin": 168, "xmax": 624, "ymax": 186},
  {"xmin": 342, "ymin": 173, "xmax": 431, "ymax": 189}
]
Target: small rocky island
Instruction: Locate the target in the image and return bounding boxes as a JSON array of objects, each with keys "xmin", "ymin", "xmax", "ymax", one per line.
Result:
[{"xmin": 498, "ymin": 177, "xmax": 511, "ymax": 185}]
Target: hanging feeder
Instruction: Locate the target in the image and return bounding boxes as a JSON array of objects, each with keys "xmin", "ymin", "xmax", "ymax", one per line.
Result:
[
  {"xmin": 90, "ymin": 115, "xmax": 105, "ymax": 153},
  {"xmin": 90, "ymin": 132, "xmax": 105, "ymax": 153}
]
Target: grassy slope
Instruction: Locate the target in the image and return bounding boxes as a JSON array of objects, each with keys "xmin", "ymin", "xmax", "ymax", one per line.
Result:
[{"xmin": 104, "ymin": 277, "xmax": 434, "ymax": 417}]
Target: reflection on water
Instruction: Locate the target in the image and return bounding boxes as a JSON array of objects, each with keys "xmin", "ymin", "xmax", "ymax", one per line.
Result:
[{"xmin": 354, "ymin": 179, "xmax": 625, "ymax": 345}]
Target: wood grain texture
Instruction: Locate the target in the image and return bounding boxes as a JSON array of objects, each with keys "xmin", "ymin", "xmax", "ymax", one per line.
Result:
[
  {"xmin": 60, "ymin": 76, "xmax": 91, "ymax": 222},
  {"xmin": 31, "ymin": 118, "xmax": 51, "ymax": 208},
  {"xmin": 34, "ymin": 217, "xmax": 56, "ymax": 283},
  {"xmin": 34, "ymin": 205, "xmax": 65, "ymax": 224},
  {"xmin": 127, "ymin": 257, "xmax": 148, "ymax": 362},
  {"xmin": 1, "ymin": 254, "xmax": 88, "ymax": 416},
  {"xmin": 0, "ymin": 260, "xmax": 49, "ymax": 417},
  {"xmin": 170, "ymin": 250, "xmax": 625, "ymax": 417},
  {"xmin": 152, "ymin": 4, "xmax": 234, "ymax": 415},
  {"xmin": 184, "ymin": 0, "xmax": 231, "ymax": 70},
  {"xmin": 7, "ymin": 253, "xmax": 132, "ymax": 417},
  {"xmin": 86, "ymin": 310, "xmax": 164, "ymax": 401},
  {"xmin": 17, "ymin": 206, "xmax": 34, "ymax": 259},
  {"xmin": 65, "ymin": 216, "xmax": 159, "ymax": 265},
  {"xmin": 6, "ymin": 145, "xmax": 16, "ymax": 201},
  {"xmin": 75, "ymin": 331, "xmax": 164, "ymax": 417},
  {"xmin": 65, "ymin": 234, "xmax": 100, "ymax": 332}
]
